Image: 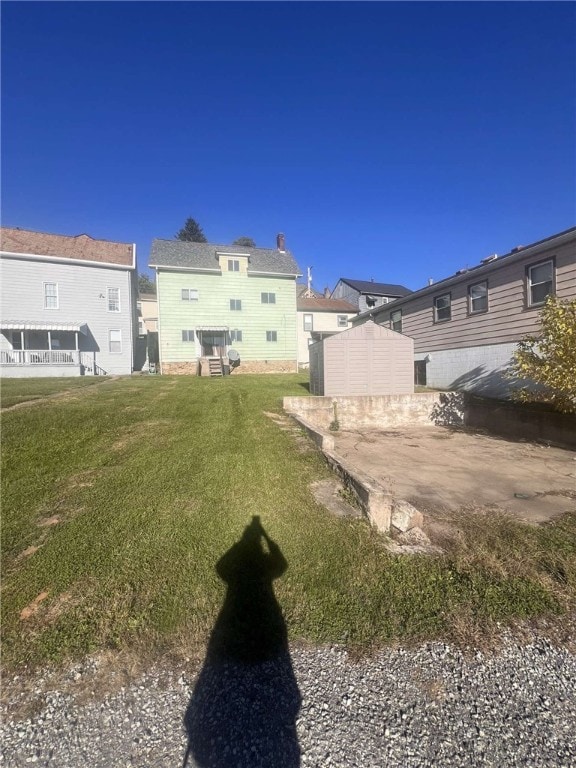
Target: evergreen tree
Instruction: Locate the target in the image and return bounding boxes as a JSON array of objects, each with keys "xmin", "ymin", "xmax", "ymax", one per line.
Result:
[
  {"xmin": 175, "ymin": 218, "xmax": 207, "ymax": 243},
  {"xmin": 138, "ymin": 273, "xmax": 156, "ymax": 294}
]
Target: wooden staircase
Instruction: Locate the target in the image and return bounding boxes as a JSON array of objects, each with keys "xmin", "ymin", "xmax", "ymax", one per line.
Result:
[{"xmin": 207, "ymin": 357, "xmax": 224, "ymax": 377}]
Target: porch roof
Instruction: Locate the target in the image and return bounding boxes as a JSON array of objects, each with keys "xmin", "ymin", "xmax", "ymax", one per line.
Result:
[{"xmin": 1, "ymin": 321, "xmax": 88, "ymax": 334}]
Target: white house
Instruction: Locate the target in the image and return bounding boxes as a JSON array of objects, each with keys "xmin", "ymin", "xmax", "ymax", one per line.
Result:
[
  {"xmin": 0, "ymin": 227, "xmax": 138, "ymax": 377},
  {"xmin": 297, "ymin": 294, "xmax": 357, "ymax": 367}
]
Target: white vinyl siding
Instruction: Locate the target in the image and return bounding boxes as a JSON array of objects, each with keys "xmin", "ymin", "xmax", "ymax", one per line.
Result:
[{"xmin": 43, "ymin": 282, "xmax": 58, "ymax": 309}]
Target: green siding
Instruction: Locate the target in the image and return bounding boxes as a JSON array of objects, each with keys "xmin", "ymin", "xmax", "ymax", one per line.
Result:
[{"xmin": 157, "ymin": 269, "xmax": 298, "ymax": 362}]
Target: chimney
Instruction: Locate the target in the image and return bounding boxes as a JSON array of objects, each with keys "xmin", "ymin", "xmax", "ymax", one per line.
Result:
[
  {"xmin": 276, "ymin": 233, "xmax": 285, "ymax": 252},
  {"xmin": 428, "ymin": 278, "xmax": 434, "ymax": 286}
]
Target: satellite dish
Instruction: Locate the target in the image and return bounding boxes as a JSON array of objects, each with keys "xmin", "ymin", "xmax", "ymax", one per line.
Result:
[{"xmin": 228, "ymin": 348, "xmax": 240, "ymax": 362}]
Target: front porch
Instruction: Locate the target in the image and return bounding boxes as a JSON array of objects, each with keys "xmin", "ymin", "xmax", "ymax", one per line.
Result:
[{"xmin": 0, "ymin": 322, "xmax": 106, "ymax": 377}]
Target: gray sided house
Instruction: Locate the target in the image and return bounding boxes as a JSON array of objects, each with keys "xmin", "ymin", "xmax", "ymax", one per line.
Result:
[
  {"xmin": 310, "ymin": 320, "xmax": 414, "ymax": 396},
  {"xmin": 0, "ymin": 227, "xmax": 138, "ymax": 377},
  {"xmin": 149, "ymin": 234, "xmax": 301, "ymax": 375},
  {"xmin": 352, "ymin": 227, "xmax": 576, "ymax": 397},
  {"xmin": 331, "ymin": 278, "xmax": 412, "ymax": 313}
]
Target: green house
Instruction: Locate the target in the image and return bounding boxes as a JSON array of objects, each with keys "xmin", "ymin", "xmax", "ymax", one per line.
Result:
[{"xmin": 149, "ymin": 235, "xmax": 301, "ymax": 375}]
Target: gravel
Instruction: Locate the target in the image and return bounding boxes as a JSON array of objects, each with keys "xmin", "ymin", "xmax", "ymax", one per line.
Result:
[{"xmin": 2, "ymin": 637, "xmax": 575, "ymax": 768}]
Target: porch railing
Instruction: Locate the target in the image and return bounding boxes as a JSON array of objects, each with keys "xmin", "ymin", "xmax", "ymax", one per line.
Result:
[{"xmin": 0, "ymin": 350, "xmax": 80, "ymax": 366}]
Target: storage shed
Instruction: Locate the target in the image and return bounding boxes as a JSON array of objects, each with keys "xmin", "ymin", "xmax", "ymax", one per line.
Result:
[{"xmin": 309, "ymin": 320, "xmax": 414, "ymax": 396}]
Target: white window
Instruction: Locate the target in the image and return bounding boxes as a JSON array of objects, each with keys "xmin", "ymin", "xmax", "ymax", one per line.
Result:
[
  {"xmin": 228, "ymin": 259, "xmax": 240, "ymax": 272},
  {"xmin": 230, "ymin": 329, "xmax": 243, "ymax": 343},
  {"xmin": 266, "ymin": 330, "xmax": 277, "ymax": 342},
  {"xmin": 261, "ymin": 292, "xmax": 276, "ymax": 304},
  {"xmin": 337, "ymin": 315, "xmax": 348, "ymax": 328},
  {"xmin": 107, "ymin": 287, "xmax": 120, "ymax": 312},
  {"xmin": 468, "ymin": 282, "xmax": 488, "ymax": 314},
  {"xmin": 303, "ymin": 313, "xmax": 313, "ymax": 331},
  {"xmin": 527, "ymin": 260, "xmax": 554, "ymax": 306},
  {"xmin": 181, "ymin": 330, "xmax": 195, "ymax": 342},
  {"xmin": 181, "ymin": 288, "xmax": 199, "ymax": 301},
  {"xmin": 390, "ymin": 309, "xmax": 402, "ymax": 332},
  {"xmin": 44, "ymin": 282, "xmax": 58, "ymax": 309},
  {"xmin": 138, "ymin": 320, "xmax": 146, "ymax": 336},
  {"xmin": 230, "ymin": 299, "xmax": 242, "ymax": 311},
  {"xmin": 109, "ymin": 329, "xmax": 122, "ymax": 354},
  {"xmin": 434, "ymin": 293, "xmax": 451, "ymax": 322}
]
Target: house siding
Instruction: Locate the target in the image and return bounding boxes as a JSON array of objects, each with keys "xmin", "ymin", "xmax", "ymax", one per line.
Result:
[
  {"xmin": 297, "ymin": 309, "xmax": 356, "ymax": 365},
  {"xmin": 355, "ymin": 230, "xmax": 576, "ymax": 398},
  {"xmin": 0, "ymin": 256, "xmax": 135, "ymax": 375},
  {"xmin": 372, "ymin": 237, "xmax": 576, "ymax": 354},
  {"xmin": 156, "ymin": 269, "xmax": 298, "ymax": 369}
]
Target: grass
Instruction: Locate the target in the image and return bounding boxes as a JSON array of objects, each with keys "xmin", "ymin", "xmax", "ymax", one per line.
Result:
[
  {"xmin": 1, "ymin": 376, "xmax": 108, "ymax": 409},
  {"xmin": 2, "ymin": 373, "xmax": 575, "ymax": 673}
]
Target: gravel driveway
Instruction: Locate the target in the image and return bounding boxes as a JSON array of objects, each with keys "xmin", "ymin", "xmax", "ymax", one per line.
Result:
[{"xmin": 2, "ymin": 636, "xmax": 575, "ymax": 767}]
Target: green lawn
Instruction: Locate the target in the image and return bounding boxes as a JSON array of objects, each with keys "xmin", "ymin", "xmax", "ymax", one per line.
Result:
[
  {"xmin": 2, "ymin": 374, "xmax": 575, "ymax": 671},
  {"xmin": 1, "ymin": 376, "xmax": 108, "ymax": 409}
]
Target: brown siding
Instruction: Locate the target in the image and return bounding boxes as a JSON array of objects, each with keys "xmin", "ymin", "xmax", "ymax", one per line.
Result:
[{"xmin": 373, "ymin": 237, "xmax": 576, "ymax": 354}]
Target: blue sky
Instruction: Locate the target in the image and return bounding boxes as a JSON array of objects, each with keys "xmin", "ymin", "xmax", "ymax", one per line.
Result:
[{"xmin": 2, "ymin": 1, "xmax": 575, "ymax": 292}]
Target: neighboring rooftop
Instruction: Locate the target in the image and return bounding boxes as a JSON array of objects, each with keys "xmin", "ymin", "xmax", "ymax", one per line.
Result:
[
  {"xmin": 298, "ymin": 296, "xmax": 357, "ymax": 313},
  {"xmin": 336, "ymin": 278, "xmax": 413, "ymax": 297},
  {"xmin": 149, "ymin": 238, "xmax": 301, "ymax": 276},
  {"xmin": 0, "ymin": 227, "xmax": 134, "ymax": 266}
]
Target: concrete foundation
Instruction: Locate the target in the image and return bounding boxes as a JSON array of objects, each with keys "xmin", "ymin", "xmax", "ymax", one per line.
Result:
[{"xmin": 283, "ymin": 392, "xmax": 465, "ymax": 431}]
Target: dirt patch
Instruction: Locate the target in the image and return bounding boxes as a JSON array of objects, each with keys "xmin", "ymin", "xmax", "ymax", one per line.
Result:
[
  {"xmin": 37, "ymin": 515, "xmax": 61, "ymax": 528},
  {"xmin": 20, "ymin": 591, "xmax": 50, "ymax": 620}
]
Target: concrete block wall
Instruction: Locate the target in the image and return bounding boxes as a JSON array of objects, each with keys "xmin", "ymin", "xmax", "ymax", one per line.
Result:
[{"xmin": 416, "ymin": 342, "xmax": 517, "ymax": 397}]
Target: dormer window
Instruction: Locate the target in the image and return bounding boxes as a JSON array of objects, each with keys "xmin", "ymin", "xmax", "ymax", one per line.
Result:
[{"xmin": 228, "ymin": 259, "xmax": 240, "ymax": 272}]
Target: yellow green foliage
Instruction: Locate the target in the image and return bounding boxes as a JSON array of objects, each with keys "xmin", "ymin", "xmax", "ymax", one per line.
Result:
[{"xmin": 509, "ymin": 295, "xmax": 576, "ymax": 413}]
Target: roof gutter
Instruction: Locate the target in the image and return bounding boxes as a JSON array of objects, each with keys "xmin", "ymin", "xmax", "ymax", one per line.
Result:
[
  {"xmin": 355, "ymin": 227, "xmax": 576, "ymax": 323},
  {"xmin": 1, "ymin": 250, "xmax": 135, "ymax": 270}
]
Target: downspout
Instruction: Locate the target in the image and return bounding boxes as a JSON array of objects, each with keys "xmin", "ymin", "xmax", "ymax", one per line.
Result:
[{"xmin": 155, "ymin": 266, "xmax": 163, "ymax": 375}]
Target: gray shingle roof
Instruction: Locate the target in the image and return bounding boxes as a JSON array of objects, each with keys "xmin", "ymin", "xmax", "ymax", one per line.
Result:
[
  {"xmin": 338, "ymin": 279, "xmax": 412, "ymax": 296},
  {"xmin": 149, "ymin": 239, "xmax": 301, "ymax": 276}
]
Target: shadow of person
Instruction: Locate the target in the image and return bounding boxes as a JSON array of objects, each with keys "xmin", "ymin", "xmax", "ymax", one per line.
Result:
[{"xmin": 183, "ymin": 516, "xmax": 301, "ymax": 767}]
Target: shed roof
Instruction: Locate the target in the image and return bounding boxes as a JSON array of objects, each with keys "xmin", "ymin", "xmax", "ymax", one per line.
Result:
[
  {"xmin": 150, "ymin": 239, "xmax": 301, "ymax": 276},
  {"xmin": 0, "ymin": 227, "xmax": 134, "ymax": 266}
]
